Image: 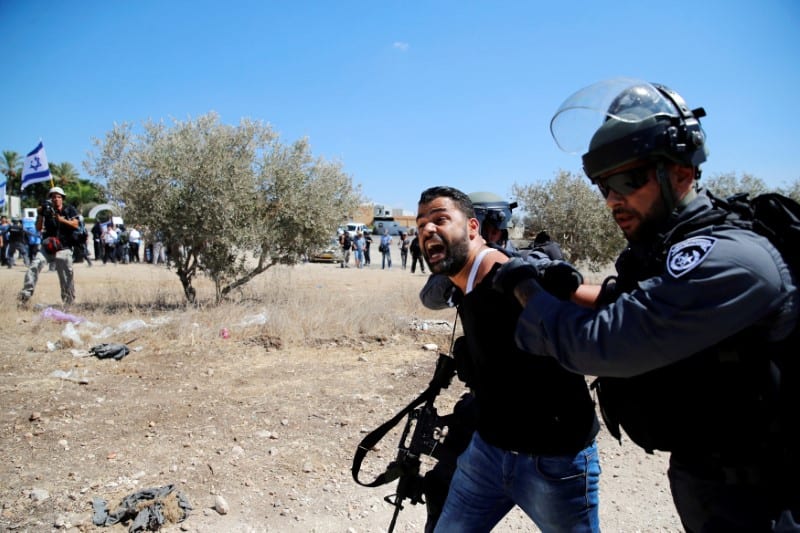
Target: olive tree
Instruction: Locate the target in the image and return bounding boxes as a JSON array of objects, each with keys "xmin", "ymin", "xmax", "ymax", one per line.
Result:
[
  {"xmin": 781, "ymin": 177, "xmax": 800, "ymax": 203},
  {"xmin": 512, "ymin": 170, "xmax": 625, "ymax": 268},
  {"xmin": 85, "ymin": 112, "xmax": 361, "ymax": 304},
  {"xmin": 702, "ymin": 172, "xmax": 769, "ymax": 199}
]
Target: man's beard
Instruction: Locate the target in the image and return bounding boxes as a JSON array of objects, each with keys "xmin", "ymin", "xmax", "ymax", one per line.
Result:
[
  {"xmin": 425, "ymin": 230, "xmax": 470, "ymax": 276},
  {"xmin": 615, "ymin": 200, "xmax": 668, "ymax": 243}
]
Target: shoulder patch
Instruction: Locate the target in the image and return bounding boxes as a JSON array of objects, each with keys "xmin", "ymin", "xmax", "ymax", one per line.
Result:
[{"xmin": 666, "ymin": 236, "xmax": 717, "ymax": 278}]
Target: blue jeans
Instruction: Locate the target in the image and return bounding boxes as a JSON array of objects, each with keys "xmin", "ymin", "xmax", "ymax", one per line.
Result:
[{"xmin": 434, "ymin": 432, "xmax": 600, "ymax": 532}]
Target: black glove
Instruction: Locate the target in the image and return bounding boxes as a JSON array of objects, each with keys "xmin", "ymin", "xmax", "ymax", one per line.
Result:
[
  {"xmin": 537, "ymin": 261, "xmax": 584, "ymax": 300},
  {"xmin": 492, "ymin": 257, "xmax": 539, "ymax": 296},
  {"xmin": 419, "ymin": 274, "xmax": 462, "ymax": 310}
]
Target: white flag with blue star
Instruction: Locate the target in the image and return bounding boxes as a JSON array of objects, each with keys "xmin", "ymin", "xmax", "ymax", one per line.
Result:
[{"xmin": 21, "ymin": 141, "xmax": 52, "ymax": 190}]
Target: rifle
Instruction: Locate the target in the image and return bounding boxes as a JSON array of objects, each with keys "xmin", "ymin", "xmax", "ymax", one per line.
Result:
[{"xmin": 352, "ymin": 352, "xmax": 456, "ymax": 532}]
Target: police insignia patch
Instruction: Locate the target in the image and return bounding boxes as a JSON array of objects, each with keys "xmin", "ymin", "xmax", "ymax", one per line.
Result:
[{"xmin": 667, "ymin": 236, "xmax": 717, "ymax": 278}]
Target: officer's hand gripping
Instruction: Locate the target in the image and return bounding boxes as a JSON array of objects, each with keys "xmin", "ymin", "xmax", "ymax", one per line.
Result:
[
  {"xmin": 492, "ymin": 257, "xmax": 539, "ymax": 296},
  {"xmin": 538, "ymin": 261, "xmax": 584, "ymax": 300}
]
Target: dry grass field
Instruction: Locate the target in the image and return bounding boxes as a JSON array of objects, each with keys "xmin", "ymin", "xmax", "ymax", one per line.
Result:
[{"xmin": 0, "ymin": 258, "xmax": 680, "ymax": 532}]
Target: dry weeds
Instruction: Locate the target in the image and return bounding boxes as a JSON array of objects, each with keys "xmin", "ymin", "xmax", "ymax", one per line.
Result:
[{"xmin": 0, "ymin": 260, "xmax": 680, "ymax": 532}]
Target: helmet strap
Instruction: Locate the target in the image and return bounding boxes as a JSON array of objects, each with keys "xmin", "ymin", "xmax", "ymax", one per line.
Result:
[{"xmin": 656, "ymin": 161, "xmax": 676, "ymax": 214}]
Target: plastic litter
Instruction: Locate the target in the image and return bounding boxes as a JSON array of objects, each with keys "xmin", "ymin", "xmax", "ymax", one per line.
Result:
[
  {"xmin": 50, "ymin": 369, "xmax": 90, "ymax": 384},
  {"xmin": 40, "ymin": 307, "xmax": 84, "ymax": 324},
  {"xmin": 117, "ymin": 319, "xmax": 147, "ymax": 333},
  {"xmin": 220, "ymin": 328, "xmax": 230, "ymax": 339},
  {"xmin": 61, "ymin": 322, "xmax": 83, "ymax": 347},
  {"xmin": 239, "ymin": 312, "xmax": 268, "ymax": 326}
]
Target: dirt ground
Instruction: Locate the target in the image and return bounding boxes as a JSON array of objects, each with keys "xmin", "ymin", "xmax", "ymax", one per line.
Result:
[{"xmin": 0, "ymin": 259, "xmax": 681, "ymax": 532}]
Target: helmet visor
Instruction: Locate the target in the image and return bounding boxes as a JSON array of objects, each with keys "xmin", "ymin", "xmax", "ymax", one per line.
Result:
[{"xmin": 550, "ymin": 78, "xmax": 679, "ymax": 156}]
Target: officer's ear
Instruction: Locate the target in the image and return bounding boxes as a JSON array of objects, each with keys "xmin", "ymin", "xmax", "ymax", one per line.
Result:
[{"xmin": 670, "ymin": 164, "xmax": 696, "ymax": 199}]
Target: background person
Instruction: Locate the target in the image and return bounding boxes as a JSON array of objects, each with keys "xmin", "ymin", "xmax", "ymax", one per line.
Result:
[
  {"xmin": 531, "ymin": 230, "xmax": 564, "ymax": 260},
  {"xmin": 409, "ymin": 229, "xmax": 425, "ymax": 274},
  {"xmin": 26, "ymin": 218, "xmax": 42, "ymax": 261},
  {"xmin": 339, "ymin": 229, "xmax": 352, "ymax": 268},
  {"xmin": 102, "ymin": 223, "xmax": 118, "ymax": 264},
  {"xmin": 91, "ymin": 220, "xmax": 104, "ymax": 262},
  {"xmin": 18, "ymin": 187, "xmax": 80, "ymax": 306},
  {"xmin": 379, "ymin": 229, "xmax": 392, "ymax": 269},
  {"xmin": 128, "ymin": 224, "xmax": 142, "ymax": 262},
  {"xmin": 503, "ymin": 78, "xmax": 799, "ymax": 531},
  {"xmin": 398, "ymin": 231, "xmax": 410, "ymax": 269},
  {"xmin": 0, "ymin": 216, "xmax": 9, "ymax": 266},
  {"xmin": 352, "ymin": 231, "xmax": 365, "ymax": 269},
  {"xmin": 5, "ymin": 217, "xmax": 30, "ymax": 268},
  {"xmin": 363, "ymin": 230, "xmax": 372, "ymax": 266}
]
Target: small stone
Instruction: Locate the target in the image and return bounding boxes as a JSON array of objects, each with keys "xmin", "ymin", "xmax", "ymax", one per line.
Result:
[
  {"xmin": 29, "ymin": 412, "xmax": 41, "ymax": 421},
  {"xmin": 30, "ymin": 488, "xmax": 49, "ymax": 502},
  {"xmin": 422, "ymin": 343, "xmax": 438, "ymax": 351},
  {"xmin": 214, "ymin": 494, "xmax": 229, "ymax": 515}
]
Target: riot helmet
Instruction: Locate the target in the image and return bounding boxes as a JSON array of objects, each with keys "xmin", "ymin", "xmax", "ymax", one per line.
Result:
[
  {"xmin": 468, "ymin": 191, "xmax": 517, "ymax": 244},
  {"xmin": 550, "ymin": 78, "xmax": 708, "ymax": 180}
]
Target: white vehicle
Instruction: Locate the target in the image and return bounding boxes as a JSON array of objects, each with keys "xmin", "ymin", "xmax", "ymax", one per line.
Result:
[{"xmin": 343, "ymin": 222, "xmax": 368, "ymax": 237}]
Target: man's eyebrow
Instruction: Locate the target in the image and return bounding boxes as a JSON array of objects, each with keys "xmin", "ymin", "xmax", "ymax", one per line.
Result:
[{"xmin": 416, "ymin": 206, "xmax": 447, "ymax": 222}]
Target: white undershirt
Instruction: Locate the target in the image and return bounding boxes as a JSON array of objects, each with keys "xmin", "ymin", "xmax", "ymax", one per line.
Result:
[{"xmin": 465, "ymin": 247, "xmax": 494, "ymax": 294}]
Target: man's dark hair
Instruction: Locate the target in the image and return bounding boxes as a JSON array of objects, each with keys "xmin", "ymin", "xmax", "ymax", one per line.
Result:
[
  {"xmin": 533, "ymin": 231, "xmax": 551, "ymax": 245},
  {"xmin": 418, "ymin": 186, "xmax": 476, "ymax": 219}
]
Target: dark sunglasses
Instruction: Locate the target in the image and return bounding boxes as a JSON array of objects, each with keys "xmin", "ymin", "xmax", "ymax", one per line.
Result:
[{"xmin": 594, "ymin": 166, "xmax": 652, "ymax": 198}]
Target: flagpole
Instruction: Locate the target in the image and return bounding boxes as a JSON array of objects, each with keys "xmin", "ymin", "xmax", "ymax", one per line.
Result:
[{"xmin": 44, "ymin": 138, "xmax": 54, "ymax": 190}]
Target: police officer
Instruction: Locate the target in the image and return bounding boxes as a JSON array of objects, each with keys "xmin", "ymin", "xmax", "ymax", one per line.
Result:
[
  {"xmin": 18, "ymin": 186, "xmax": 81, "ymax": 306},
  {"xmin": 469, "ymin": 191, "xmax": 517, "ymax": 252},
  {"xmin": 497, "ymin": 79, "xmax": 799, "ymax": 531}
]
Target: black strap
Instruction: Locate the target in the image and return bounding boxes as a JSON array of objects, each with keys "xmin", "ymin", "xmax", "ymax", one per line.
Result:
[
  {"xmin": 351, "ymin": 384, "xmax": 440, "ymax": 487},
  {"xmin": 353, "ymin": 312, "xmax": 460, "ymax": 488}
]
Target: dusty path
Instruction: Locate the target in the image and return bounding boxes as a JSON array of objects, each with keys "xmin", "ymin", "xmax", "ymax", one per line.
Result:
[{"xmin": 0, "ymin": 261, "xmax": 681, "ymax": 531}]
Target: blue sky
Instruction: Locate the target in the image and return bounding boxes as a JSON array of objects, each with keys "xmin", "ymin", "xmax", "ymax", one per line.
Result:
[{"xmin": 1, "ymin": 1, "xmax": 798, "ymax": 213}]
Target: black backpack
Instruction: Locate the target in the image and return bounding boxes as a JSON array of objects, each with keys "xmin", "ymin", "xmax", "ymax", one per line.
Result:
[
  {"xmin": 73, "ymin": 218, "xmax": 88, "ymax": 242},
  {"xmin": 710, "ymin": 192, "xmax": 800, "ymax": 445}
]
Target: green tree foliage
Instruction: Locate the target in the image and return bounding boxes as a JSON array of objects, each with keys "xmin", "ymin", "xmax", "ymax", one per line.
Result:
[
  {"xmin": 85, "ymin": 112, "xmax": 362, "ymax": 304},
  {"xmin": 512, "ymin": 170, "xmax": 625, "ymax": 268},
  {"xmin": 1, "ymin": 150, "xmax": 22, "ymax": 193},
  {"xmin": 780, "ymin": 177, "xmax": 800, "ymax": 203},
  {"xmin": 702, "ymin": 172, "xmax": 769, "ymax": 198},
  {"xmin": 50, "ymin": 161, "xmax": 80, "ymax": 187}
]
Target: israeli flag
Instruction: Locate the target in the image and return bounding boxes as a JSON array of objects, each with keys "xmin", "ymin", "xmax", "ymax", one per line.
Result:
[
  {"xmin": 21, "ymin": 141, "xmax": 52, "ymax": 190},
  {"xmin": 0, "ymin": 179, "xmax": 6, "ymax": 207}
]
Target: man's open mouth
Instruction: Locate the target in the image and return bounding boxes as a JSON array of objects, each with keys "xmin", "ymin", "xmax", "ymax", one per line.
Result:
[{"xmin": 425, "ymin": 241, "xmax": 446, "ymax": 263}]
